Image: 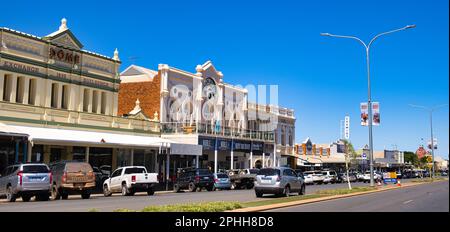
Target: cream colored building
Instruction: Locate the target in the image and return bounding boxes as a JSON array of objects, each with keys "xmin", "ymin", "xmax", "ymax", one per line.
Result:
[{"xmin": 0, "ymin": 19, "xmax": 166, "ymax": 173}]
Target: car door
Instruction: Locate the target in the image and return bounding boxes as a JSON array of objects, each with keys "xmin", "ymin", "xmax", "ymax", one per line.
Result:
[
  {"xmin": 289, "ymin": 169, "xmax": 300, "ymax": 190},
  {"xmin": 110, "ymin": 168, "xmax": 123, "ymax": 192}
]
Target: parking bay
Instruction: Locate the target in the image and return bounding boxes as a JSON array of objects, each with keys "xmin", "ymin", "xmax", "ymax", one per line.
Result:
[{"xmin": 0, "ymin": 180, "xmax": 411, "ymax": 212}]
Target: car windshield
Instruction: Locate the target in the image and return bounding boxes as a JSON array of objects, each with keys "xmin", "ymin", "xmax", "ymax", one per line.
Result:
[
  {"xmin": 258, "ymin": 168, "xmax": 280, "ymax": 176},
  {"xmin": 216, "ymin": 173, "xmax": 228, "ymax": 178},
  {"xmin": 66, "ymin": 163, "xmax": 92, "ymax": 172},
  {"xmin": 124, "ymin": 168, "xmax": 146, "ymax": 174},
  {"xmin": 197, "ymin": 169, "xmax": 211, "ymax": 175},
  {"xmin": 22, "ymin": 165, "xmax": 49, "ymax": 173},
  {"xmin": 249, "ymin": 169, "xmax": 260, "ymax": 174}
]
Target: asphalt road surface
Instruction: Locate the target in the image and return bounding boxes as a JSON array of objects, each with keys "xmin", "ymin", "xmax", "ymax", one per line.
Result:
[
  {"xmin": 266, "ymin": 180, "xmax": 449, "ymax": 212},
  {"xmin": 0, "ymin": 180, "xmax": 385, "ymax": 212}
]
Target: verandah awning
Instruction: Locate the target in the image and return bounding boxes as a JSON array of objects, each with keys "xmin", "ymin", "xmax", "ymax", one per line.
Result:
[{"xmin": 7, "ymin": 125, "xmax": 173, "ymax": 149}]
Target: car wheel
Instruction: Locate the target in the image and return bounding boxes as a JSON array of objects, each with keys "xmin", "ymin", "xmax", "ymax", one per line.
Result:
[
  {"xmin": 188, "ymin": 182, "xmax": 197, "ymax": 192},
  {"xmin": 51, "ymin": 185, "xmax": 61, "ymax": 200},
  {"xmin": 22, "ymin": 194, "xmax": 31, "ymax": 202},
  {"xmin": 173, "ymin": 184, "xmax": 180, "ymax": 193},
  {"xmin": 61, "ymin": 193, "xmax": 69, "ymax": 200},
  {"xmin": 255, "ymin": 191, "xmax": 263, "ymax": 198},
  {"xmin": 147, "ymin": 188, "xmax": 155, "ymax": 196},
  {"xmin": 284, "ymin": 186, "xmax": 291, "ymax": 197},
  {"xmin": 206, "ymin": 186, "xmax": 214, "ymax": 192},
  {"xmin": 121, "ymin": 184, "xmax": 130, "ymax": 196},
  {"xmin": 6, "ymin": 186, "xmax": 16, "ymax": 202},
  {"xmin": 36, "ymin": 193, "xmax": 49, "ymax": 201},
  {"xmin": 81, "ymin": 192, "xmax": 91, "ymax": 199},
  {"xmin": 299, "ymin": 184, "xmax": 305, "ymax": 195},
  {"xmin": 103, "ymin": 185, "xmax": 112, "ymax": 197},
  {"xmin": 246, "ymin": 183, "xmax": 254, "ymax": 189}
]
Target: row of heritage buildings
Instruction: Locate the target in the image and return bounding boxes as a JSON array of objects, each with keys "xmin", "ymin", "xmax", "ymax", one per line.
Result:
[{"xmin": 0, "ymin": 19, "xmax": 300, "ymax": 181}]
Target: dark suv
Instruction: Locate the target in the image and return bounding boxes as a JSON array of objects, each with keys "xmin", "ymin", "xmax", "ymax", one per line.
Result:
[
  {"xmin": 49, "ymin": 161, "xmax": 96, "ymax": 200},
  {"xmin": 173, "ymin": 168, "xmax": 215, "ymax": 192}
]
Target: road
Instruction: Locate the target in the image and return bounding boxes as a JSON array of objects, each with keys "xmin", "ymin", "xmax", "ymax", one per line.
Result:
[
  {"xmin": 0, "ymin": 180, "xmax": 382, "ymax": 212},
  {"xmin": 266, "ymin": 180, "xmax": 449, "ymax": 212}
]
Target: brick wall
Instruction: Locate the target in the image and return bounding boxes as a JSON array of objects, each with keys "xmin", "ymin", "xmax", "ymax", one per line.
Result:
[{"xmin": 118, "ymin": 73, "xmax": 161, "ymax": 119}]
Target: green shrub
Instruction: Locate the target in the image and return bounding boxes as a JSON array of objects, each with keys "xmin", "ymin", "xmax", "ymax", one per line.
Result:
[{"xmin": 117, "ymin": 201, "xmax": 243, "ymax": 212}]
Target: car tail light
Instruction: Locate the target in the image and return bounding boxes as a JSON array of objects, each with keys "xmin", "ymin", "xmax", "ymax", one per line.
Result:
[
  {"xmin": 131, "ymin": 175, "xmax": 136, "ymax": 182},
  {"xmin": 49, "ymin": 172, "xmax": 53, "ymax": 184},
  {"xmin": 195, "ymin": 176, "xmax": 200, "ymax": 182},
  {"xmin": 276, "ymin": 175, "xmax": 281, "ymax": 182},
  {"xmin": 62, "ymin": 172, "xmax": 67, "ymax": 183},
  {"xmin": 17, "ymin": 171, "xmax": 23, "ymax": 186},
  {"xmin": 87, "ymin": 171, "xmax": 95, "ymax": 181}
]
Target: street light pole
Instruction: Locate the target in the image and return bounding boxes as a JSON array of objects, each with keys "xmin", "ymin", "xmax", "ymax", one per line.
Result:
[
  {"xmin": 409, "ymin": 104, "xmax": 448, "ymax": 179},
  {"xmin": 321, "ymin": 25, "xmax": 415, "ymax": 187}
]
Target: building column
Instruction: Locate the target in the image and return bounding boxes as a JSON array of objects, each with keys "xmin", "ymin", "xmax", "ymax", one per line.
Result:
[
  {"xmin": 273, "ymin": 143, "xmax": 277, "ymax": 167},
  {"xmin": 69, "ymin": 84, "xmax": 77, "ymax": 111},
  {"xmin": 112, "ymin": 148, "xmax": 118, "ymax": 170},
  {"xmin": 214, "ymin": 149, "xmax": 218, "ymax": 174},
  {"xmin": 85, "ymin": 147, "xmax": 90, "ymax": 163},
  {"xmin": 230, "ymin": 150, "xmax": 234, "ymax": 170},
  {"xmin": 262, "ymin": 153, "xmax": 266, "ymax": 168},
  {"xmin": 0, "ymin": 71, "xmax": 5, "ymax": 101},
  {"xmin": 166, "ymin": 152, "xmax": 170, "ymax": 191},
  {"xmin": 9, "ymin": 74, "xmax": 17, "ymax": 103},
  {"xmin": 196, "ymin": 156, "xmax": 199, "ymax": 168},
  {"xmin": 44, "ymin": 80, "xmax": 52, "ymax": 107},
  {"xmin": 87, "ymin": 89, "xmax": 93, "ymax": 113},
  {"xmin": 112, "ymin": 92, "xmax": 118, "ymax": 116},
  {"xmin": 249, "ymin": 151, "xmax": 253, "ymax": 169},
  {"xmin": 27, "ymin": 142, "xmax": 32, "ymax": 162},
  {"xmin": 22, "ymin": 140, "xmax": 27, "ymax": 163},
  {"xmin": 78, "ymin": 86, "xmax": 84, "ymax": 112},
  {"xmin": 96, "ymin": 91, "xmax": 101, "ymax": 114},
  {"xmin": 22, "ymin": 76, "xmax": 30, "ymax": 104},
  {"xmin": 130, "ymin": 149, "xmax": 134, "ymax": 165},
  {"xmin": 56, "ymin": 83, "xmax": 62, "ymax": 108},
  {"xmin": 104, "ymin": 92, "xmax": 111, "ymax": 116}
]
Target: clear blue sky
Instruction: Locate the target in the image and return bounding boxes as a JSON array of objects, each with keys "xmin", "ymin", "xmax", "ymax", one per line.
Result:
[{"xmin": 1, "ymin": 0, "xmax": 448, "ymax": 158}]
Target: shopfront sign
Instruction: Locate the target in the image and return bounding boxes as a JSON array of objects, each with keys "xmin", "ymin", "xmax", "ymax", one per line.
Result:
[
  {"xmin": 217, "ymin": 139, "xmax": 231, "ymax": 151},
  {"xmin": 233, "ymin": 140, "xmax": 251, "ymax": 151},
  {"xmin": 251, "ymin": 142, "xmax": 264, "ymax": 152},
  {"xmin": 49, "ymin": 47, "xmax": 80, "ymax": 65},
  {"xmin": 199, "ymin": 137, "xmax": 215, "ymax": 151}
]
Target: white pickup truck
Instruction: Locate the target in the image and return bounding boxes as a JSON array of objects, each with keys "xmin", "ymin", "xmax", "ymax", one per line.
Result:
[{"xmin": 102, "ymin": 166, "xmax": 158, "ymax": 196}]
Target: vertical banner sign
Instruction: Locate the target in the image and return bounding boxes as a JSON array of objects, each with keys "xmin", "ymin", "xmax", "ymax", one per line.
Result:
[
  {"xmin": 344, "ymin": 116, "xmax": 350, "ymax": 139},
  {"xmin": 360, "ymin": 103, "xmax": 369, "ymax": 126},
  {"xmin": 361, "ymin": 102, "xmax": 380, "ymax": 126},
  {"xmin": 372, "ymin": 102, "xmax": 380, "ymax": 126}
]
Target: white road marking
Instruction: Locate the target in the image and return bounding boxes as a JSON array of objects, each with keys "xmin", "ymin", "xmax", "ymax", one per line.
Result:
[{"xmin": 403, "ymin": 200, "xmax": 413, "ymax": 204}]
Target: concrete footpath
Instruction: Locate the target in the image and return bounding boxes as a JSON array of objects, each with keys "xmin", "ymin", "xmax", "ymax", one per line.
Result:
[{"xmin": 229, "ymin": 180, "xmax": 448, "ymax": 212}]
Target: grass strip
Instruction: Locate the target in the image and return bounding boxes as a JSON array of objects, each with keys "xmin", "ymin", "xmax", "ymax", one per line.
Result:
[{"xmin": 114, "ymin": 201, "xmax": 242, "ymax": 212}]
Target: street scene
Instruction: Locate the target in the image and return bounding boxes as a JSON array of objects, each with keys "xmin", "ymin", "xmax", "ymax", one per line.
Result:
[{"xmin": 0, "ymin": 0, "xmax": 448, "ymax": 216}]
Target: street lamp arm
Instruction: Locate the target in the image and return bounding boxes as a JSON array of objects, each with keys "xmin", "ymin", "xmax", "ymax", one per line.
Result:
[
  {"xmin": 431, "ymin": 104, "xmax": 448, "ymax": 112},
  {"xmin": 367, "ymin": 25, "xmax": 415, "ymax": 49},
  {"xmin": 408, "ymin": 104, "xmax": 430, "ymax": 111},
  {"xmin": 321, "ymin": 33, "xmax": 368, "ymax": 49}
]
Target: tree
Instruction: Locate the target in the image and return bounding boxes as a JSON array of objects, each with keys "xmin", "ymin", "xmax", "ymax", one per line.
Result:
[
  {"xmin": 341, "ymin": 139, "xmax": 357, "ymax": 190},
  {"xmin": 403, "ymin": 151, "xmax": 418, "ymax": 166}
]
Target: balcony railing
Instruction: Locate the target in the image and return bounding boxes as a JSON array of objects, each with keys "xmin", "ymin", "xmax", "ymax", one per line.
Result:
[{"xmin": 161, "ymin": 122, "xmax": 274, "ymax": 142}]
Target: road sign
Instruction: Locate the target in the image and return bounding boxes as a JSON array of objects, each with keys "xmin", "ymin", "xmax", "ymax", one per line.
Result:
[{"xmin": 362, "ymin": 153, "xmax": 367, "ymax": 160}]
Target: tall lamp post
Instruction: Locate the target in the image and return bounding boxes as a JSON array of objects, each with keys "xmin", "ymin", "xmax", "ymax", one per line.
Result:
[
  {"xmin": 409, "ymin": 104, "xmax": 448, "ymax": 178},
  {"xmin": 321, "ymin": 25, "xmax": 415, "ymax": 186}
]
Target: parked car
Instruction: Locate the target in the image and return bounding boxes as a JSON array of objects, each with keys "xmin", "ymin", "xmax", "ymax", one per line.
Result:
[
  {"xmin": 362, "ymin": 171, "xmax": 382, "ymax": 183},
  {"xmin": 441, "ymin": 171, "xmax": 448, "ymax": 176},
  {"xmin": 341, "ymin": 172, "xmax": 357, "ymax": 182},
  {"xmin": 93, "ymin": 167, "xmax": 109, "ymax": 190},
  {"xmin": 213, "ymin": 173, "xmax": 231, "ymax": 190},
  {"xmin": 254, "ymin": 167, "xmax": 305, "ymax": 197},
  {"xmin": 355, "ymin": 172, "xmax": 365, "ymax": 182},
  {"xmin": 322, "ymin": 170, "xmax": 338, "ymax": 184},
  {"xmin": 103, "ymin": 166, "xmax": 158, "ymax": 196},
  {"xmin": 296, "ymin": 170, "xmax": 313, "ymax": 185},
  {"xmin": 49, "ymin": 161, "xmax": 95, "ymax": 200},
  {"xmin": 0, "ymin": 163, "xmax": 52, "ymax": 202},
  {"xmin": 173, "ymin": 168, "xmax": 215, "ymax": 192},
  {"xmin": 228, "ymin": 169, "xmax": 259, "ymax": 189},
  {"xmin": 303, "ymin": 171, "xmax": 325, "ymax": 184}
]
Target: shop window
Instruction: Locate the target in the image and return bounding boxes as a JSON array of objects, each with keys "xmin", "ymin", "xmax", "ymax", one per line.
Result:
[
  {"xmin": 89, "ymin": 147, "xmax": 112, "ymax": 175},
  {"xmin": 51, "ymin": 83, "xmax": 59, "ymax": 108},
  {"xmin": 83, "ymin": 88, "xmax": 90, "ymax": 112},
  {"xmin": 73, "ymin": 146, "xmax": 86, "ymax": 161},
  {"xmin": 61, "ymin": 85, "xmax": 69, "ymax": 109},
  {"xmin": 101, "ymin": 91, "xmax": 107, "ymax": 114},
  {"xmin": 50, "ymin": 148, "xmax": 62, "ymax": 163},
  {"xmin": 92, "ymin": 90, "xmax": 99, "ymax": 113},
  {"xmin": 16, "ymin": 76, "xmax": 25, "ymax": 103},
  {"xmin": 28, "ymin": 79, "xmax": 37, "ymax": 105},
  {"xmin": 31, "ymin": 145, "xmax": 44, "ymax": 163}
]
